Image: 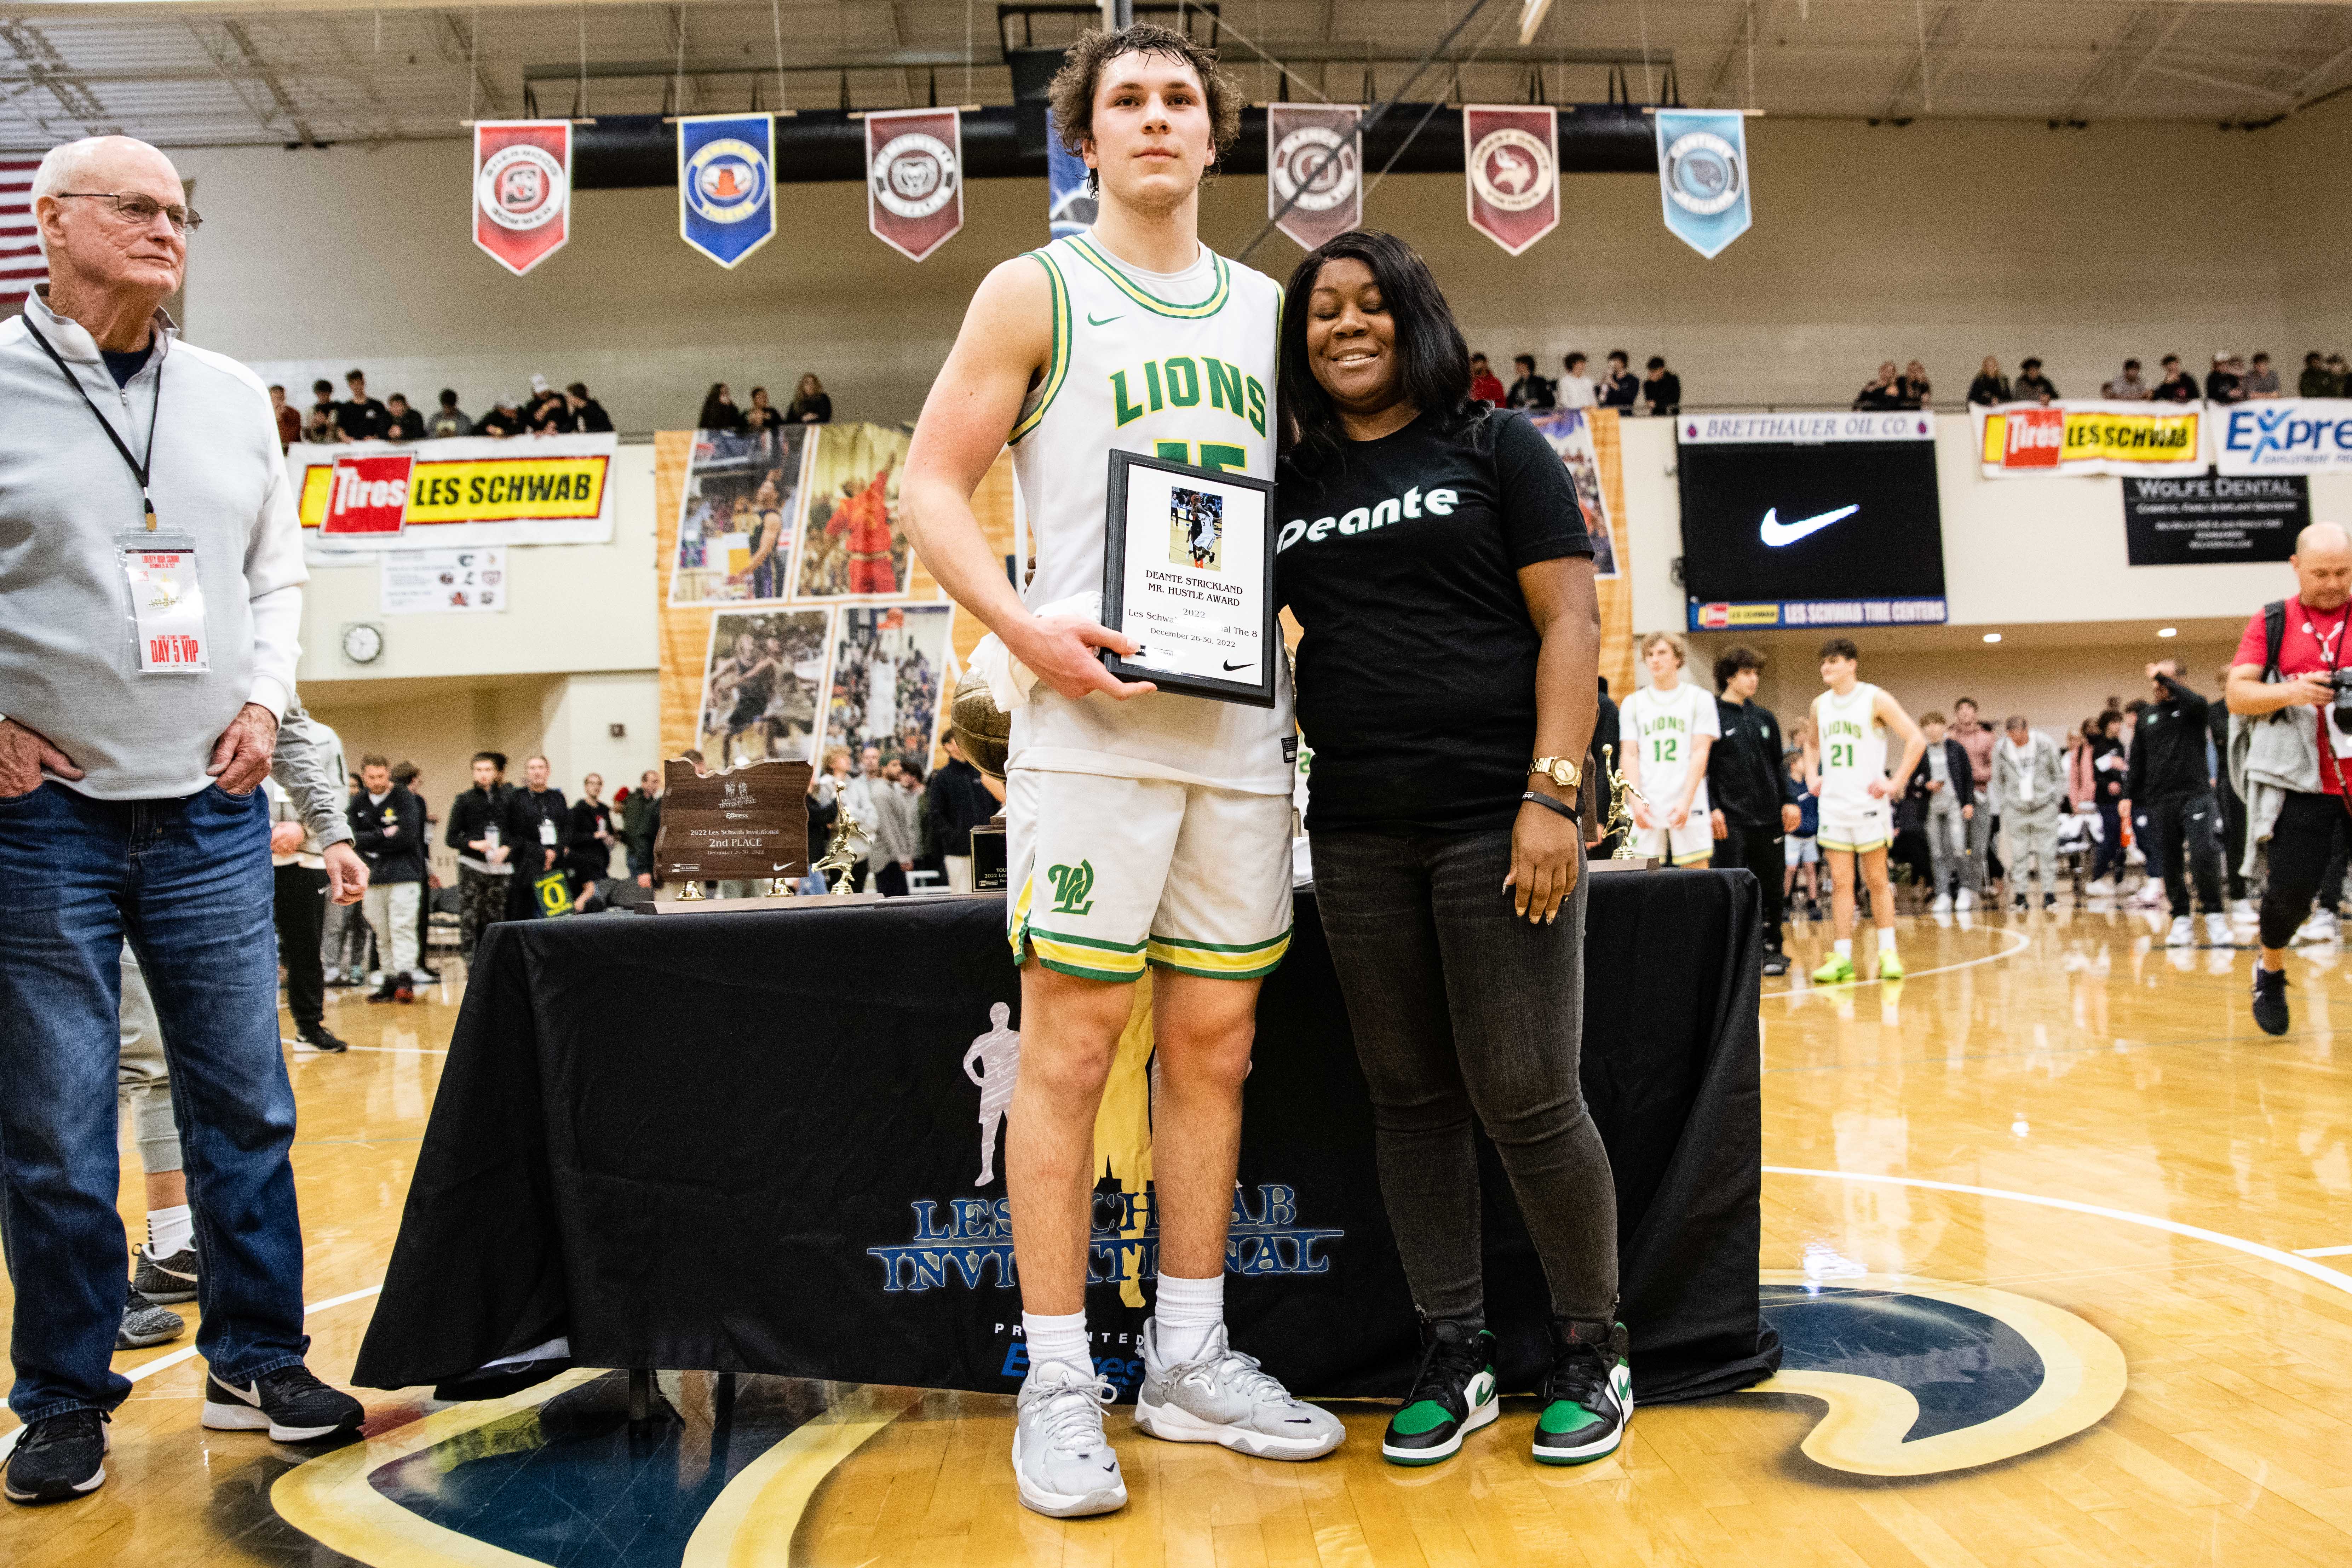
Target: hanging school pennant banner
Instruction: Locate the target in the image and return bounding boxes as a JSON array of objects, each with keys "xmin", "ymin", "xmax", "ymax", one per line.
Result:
[
  {"xmin": 677, "ymin": 113, "xmax": 775, "ymax": 269},
  {"xmin": 472, "ymin": 120, "xmax": 571, "ymax": 276},
  {"xmin": 1266, "ymin": 103, "xmax": 1362, "ymax": 251},
  {"xmin": 1046, "ymin": 109, "xmax": 1094, "ymax": 240},
  {"xmin": 1652, "ymin": 109, "xmax": 1751, "ymax": 260},
  {"xmin": 866, "ymin": 107, "xmax": 964, "ymax": 262},
  {"xmin": 1462, "ymin": 105, "xmax": 1559, "ymax": 256}
]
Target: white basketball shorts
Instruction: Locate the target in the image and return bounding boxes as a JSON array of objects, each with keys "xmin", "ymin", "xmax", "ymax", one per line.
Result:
[
  {"xmin": 1635, "ymin": 813, "xmax": 1715, "ymax": 867},
  {"xmin": 1818, "ymin": 802, "xmax": 1893, "ymax": 854},
  {"xmin": 1006, "ymin": 769, "xmax": 1294, "ymax": 984}
]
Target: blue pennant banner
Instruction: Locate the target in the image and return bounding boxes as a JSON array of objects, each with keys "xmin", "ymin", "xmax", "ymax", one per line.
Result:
[
  {"xmin": 1653, "ymin": 109, "xmax": 1752, "ymax": 260},
  {"xmin": 678, "ymin": 113, "xmax": 775, "ymax": 268},
  {"xmin": 1046, "ymin": 110, "xmax": 1093, "ymax": 240}
]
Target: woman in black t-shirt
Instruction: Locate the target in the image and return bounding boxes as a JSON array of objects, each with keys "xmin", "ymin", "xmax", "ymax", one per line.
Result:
[{"xmin": 1274, "ymin": 230, "xmax": 1626, "ymax": 1471}]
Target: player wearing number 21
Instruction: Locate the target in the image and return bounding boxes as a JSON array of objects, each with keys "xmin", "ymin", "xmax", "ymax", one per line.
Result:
[{"xmin": 1804, "ymin": 636, "xmax": 1928, "ymax": 984}]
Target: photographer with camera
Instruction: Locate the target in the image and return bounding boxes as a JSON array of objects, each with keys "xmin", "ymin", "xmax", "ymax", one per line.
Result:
[
  {"xmin": 2227, "ymin": 522, "xmax": 2352, "ymax": 1034},
  {"xmin": 2121, "ymin": 661, "xmax": 2230, "ymax": 948}
]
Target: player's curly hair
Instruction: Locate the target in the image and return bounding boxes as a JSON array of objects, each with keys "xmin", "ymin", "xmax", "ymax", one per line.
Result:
[{"xmin": 1046, "ymin": 23, "xmax": 1243, "ymax": 162}]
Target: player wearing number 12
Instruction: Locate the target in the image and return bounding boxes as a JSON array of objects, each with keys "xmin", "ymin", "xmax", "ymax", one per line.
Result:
[
  {"xmin": 1617, "ymin": 632, "xmax": 1719, "ymax": 866},
  {"xmin": 1804, "ymin": 637, "xmax": 1928, "ymax": 983},
  {"xmin": 901, "ymin": 23, "xmax": 1337, "ymax": 1523}
]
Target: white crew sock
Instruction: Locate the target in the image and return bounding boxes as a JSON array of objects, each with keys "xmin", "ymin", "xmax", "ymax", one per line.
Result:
[
  {"xmin": 1834, "ymin": 938, "xmax": 1853, "ymax": 959},
  {"xmin": 1151, "ymin": 1272, "xmax": 1225, "ymax": 1366},
  {"xmin": 148, "ymin": 1204, "xmax": 193, "ymax": 1258},
  {"xmin": 1022, "ymin": 1310, "xmax": 1091, "ymax": 1377},
  {"xmin": 1877, "ymin": 929, "xmax": 1898, "ymax": 960}
]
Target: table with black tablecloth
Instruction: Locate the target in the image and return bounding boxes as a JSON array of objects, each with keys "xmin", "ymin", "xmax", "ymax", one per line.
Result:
[{"xmin": 354, "ymin": 871, "xmax": 1778, "ymax": 1405}]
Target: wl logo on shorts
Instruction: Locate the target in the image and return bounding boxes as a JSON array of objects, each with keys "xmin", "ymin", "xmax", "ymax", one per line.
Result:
[{"xmin": 1045, "ymin": 860, "xmax": 1096, "ymax": 916}]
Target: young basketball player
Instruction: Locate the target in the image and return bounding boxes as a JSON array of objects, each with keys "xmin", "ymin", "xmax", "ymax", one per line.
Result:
[
  {"xmin": 1804, "ymin": 638, "xmax": 1927, "ymax": 982},
  {"xmin": 1617, "ymin": 632, "xmax": 1718, "ymax": 866},
  {"xmin": 899, "ymin": 24, "xmax": 1342, "ymax": 1519}
]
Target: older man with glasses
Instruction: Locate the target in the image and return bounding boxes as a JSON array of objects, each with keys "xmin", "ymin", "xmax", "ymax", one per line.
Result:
[{"xmin": 0, "ymin": 135, "xmax": 365, "ymax": 1507}]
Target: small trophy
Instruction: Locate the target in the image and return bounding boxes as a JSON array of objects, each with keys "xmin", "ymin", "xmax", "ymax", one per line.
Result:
[
  {"xmin": 811, "ymin": 806, "xmax": 866, "ymax": 894},
  {"xmin": 1602, "ymin": 743, "xmax": 1652, "ymax": 862}
]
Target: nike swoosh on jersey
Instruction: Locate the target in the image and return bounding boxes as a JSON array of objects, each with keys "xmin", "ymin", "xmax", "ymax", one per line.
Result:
[
  {"xmin": 1086, "ymin": 312, "xmax": 1122, "ymax": 325},
  {"xmin": 1758, "ymin": 504, "xmax": 1861, "ymax": 547}
]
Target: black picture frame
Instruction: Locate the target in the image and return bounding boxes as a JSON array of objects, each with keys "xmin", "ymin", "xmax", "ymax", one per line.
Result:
[{"xmin": 1099, "ymin": 448, "xmax": 1280, "ymax": 709}]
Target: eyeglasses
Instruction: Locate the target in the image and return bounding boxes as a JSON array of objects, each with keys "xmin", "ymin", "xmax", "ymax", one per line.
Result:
[{"xmin": 54, "ymin": 191, "xmax": 203, "ymax": 236}]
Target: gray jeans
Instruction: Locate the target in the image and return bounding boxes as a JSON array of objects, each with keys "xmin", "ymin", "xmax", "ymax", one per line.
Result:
[
  {"xmin": 1962, "ymin": 795, "xmax": 1994, "ymax": 891},
  {"xmin": 1926, "ymin": 800, "xmax": 1966, "ymax": 898},
  {"xmin": 1310, "ymin": 826, "xmax": 1618, "ymax": 1325}
]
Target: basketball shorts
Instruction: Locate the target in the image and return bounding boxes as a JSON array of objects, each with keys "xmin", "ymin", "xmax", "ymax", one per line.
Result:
[
  {"xmin": 1635, "ymin": 814, "xmax": 1715, "ymax": 867},
  {"xmin": 1006, "ymin": 769, "xmax": 1293, "ymax": 984},
  {"xmin": 1785, "ymin": 834, "xmax": 1819, "ymax": 867},
  {"xmin": 1818, "ymin": 802, "xmax": 1892, "ymax": 854}
]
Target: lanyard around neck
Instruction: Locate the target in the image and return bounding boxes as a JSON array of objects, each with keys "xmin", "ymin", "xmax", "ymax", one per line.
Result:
[{"xmin": 22, "ymin": 316, "xmax": 162, "ymax": 531}]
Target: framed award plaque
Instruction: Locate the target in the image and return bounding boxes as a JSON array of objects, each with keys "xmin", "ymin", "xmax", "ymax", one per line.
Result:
[{"xmin": 1099, "ymin": 449, "xmax": 1279, "ymax": 708}]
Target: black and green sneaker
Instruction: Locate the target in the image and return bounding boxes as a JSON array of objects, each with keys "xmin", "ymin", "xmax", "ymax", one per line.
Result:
[
  {"xmin": 1532, "ymin": 1317, "xmax": 1631, "ymax": 1465},
  {"xmin": 1381, "ymin": 1319, "xmax": 1498, "ymax": 1466}
]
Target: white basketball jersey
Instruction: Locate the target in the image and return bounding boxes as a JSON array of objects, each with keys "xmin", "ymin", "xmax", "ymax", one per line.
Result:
[
  {"xmin": 1621, "ymin": 680, "xmax": 1716, "ymax": 814},
  {"xmin": 1813, "ymin": 683, "xmax": 1889, "ymax": 812},
  {"xmin": 1007, "ymin": 232, "xmax": 1294, "ymax": 795}
]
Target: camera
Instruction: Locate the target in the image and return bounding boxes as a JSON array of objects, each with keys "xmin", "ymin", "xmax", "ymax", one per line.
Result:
[{"xmin": 2329, "ymin": 668, "xmax": 2352, "ymax": 733}]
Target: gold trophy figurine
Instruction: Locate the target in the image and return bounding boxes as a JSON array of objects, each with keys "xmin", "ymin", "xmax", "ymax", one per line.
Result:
[
  {"xmin": 811, "ymin": 806, "xmax": 867, "ymax": 894},
  {"xmin": 1601, "ymin": 744, "xmax": 1652, "ymax": 861}
]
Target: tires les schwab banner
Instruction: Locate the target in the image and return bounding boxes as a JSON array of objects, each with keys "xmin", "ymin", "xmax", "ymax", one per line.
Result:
[
  {"xmin": 1654, "ymin": 108, "xmax": 1752, "ymax": 259},
  {"xmin": 678, "ymin": 113, "xmax": 775, "ymax": 268},
  {"xmin": 867, "ymin": 108, "xmax": 963, "ymax": 262},
  {"xmin": 289, "ymin": 432, "xmax": 619, "ymax": 557},
  {"xmin": 2213, "ymin": 398, "xmax": 2352, "ymax": 475},
  {"xmin": 1463, "ymin": 105, "xmax": 1559, "ymax": 256},
  {"xmin": 473, "ymin": 121, "xmax": 570, "ymax": 276},
  {"xmin": 1266, "ymin": 103, "xmax": 1362, "ymax": 251},
  {"xmin": 1972, "ymin": 400, "xmax": 2204, "ymax": 478}
]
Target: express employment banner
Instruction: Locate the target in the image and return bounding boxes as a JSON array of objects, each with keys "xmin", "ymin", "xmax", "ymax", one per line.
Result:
[
  {"xmin": 1971, "ymin": 400, "xmax": 2205, "ymax": 479},
  {"xmin": 289, "ymin": 432, "xmax": 619, "ymax": 556},
  {"xmin": 2212, "ymin": 398, "xmax": 2352, "ymax": 476}
]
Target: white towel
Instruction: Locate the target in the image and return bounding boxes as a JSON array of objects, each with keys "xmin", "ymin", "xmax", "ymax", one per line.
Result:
[{"xmin": 966, "ymin": 592, "xmax": 1102, "ymax": 711}]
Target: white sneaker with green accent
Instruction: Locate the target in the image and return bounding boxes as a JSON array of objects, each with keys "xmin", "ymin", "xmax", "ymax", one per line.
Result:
[
  {"xmin": 1133, "ymin": 1321, "xmax": 1344, "ymax": 1459},
  {"xmin": 1011, "ymin": 1361, "xmax": 1127, "ymax": 1518}
]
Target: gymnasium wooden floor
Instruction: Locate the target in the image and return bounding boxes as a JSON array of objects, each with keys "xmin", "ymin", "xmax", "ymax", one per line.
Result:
[{"xmin": 5, "ymin": 896, "xmax": 2352, "ymax": 1567}]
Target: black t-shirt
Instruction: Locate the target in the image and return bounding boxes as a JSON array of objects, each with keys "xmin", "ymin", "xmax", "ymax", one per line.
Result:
[
  {"xmin": 335, "ymin": 397, "xmax": 389, "ymax": 440},
  {"xmin": 1276, "ymin": 406, "xmax": 1594, "ymax": 834}
]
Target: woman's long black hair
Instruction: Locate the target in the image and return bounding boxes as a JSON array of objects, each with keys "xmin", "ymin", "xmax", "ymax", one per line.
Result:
[{"xmin": 1278, "ymin": 229, "xmax": 1478, "ymax": 460}]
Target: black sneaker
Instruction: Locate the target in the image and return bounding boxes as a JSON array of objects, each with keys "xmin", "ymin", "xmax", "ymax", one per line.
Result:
[
  {"xmin": 365, "ymin": 982, "xmax": 399, "ymax": 1004},
  {"xmin": 1761, "ymin": 951, "xmax": 1790, "ymax": 977},
  {"xmin": 1381, "ymin": 1319, "xmax": 1497, "ymax": 1466},
  {"xmin": 2252, "ymin": 966, "xmax": 2290, "ymax": 1037},
  {"xmin": 294, "ymin": 1024, "xmax": 348, "ymax": 1054},
  {"xmin": 132, "ymin": 1242, "xmax": 198, "ymax": 1303},
  {"xmin": 1532, "ymin": 1318, "xmax": 1632, "ymax": 1466},
  {"xmin": 117, "ymin": 1283, "xmax": 185, "ymax": 1350},
  {"xmin": 3, "ymin": 1410, "xmax": 108, "ymax": 1504},
  {"xmin": 2042, "ymin": 894, "xmax": 2058, "ymax": 909},
  {"xmin": 201, "ymin": 1366, "xmax": 365, "ymax": 1443}
]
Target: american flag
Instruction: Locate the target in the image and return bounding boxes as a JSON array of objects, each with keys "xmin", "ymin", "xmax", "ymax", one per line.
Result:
[{"xmin": 1, "ymin": 158, "xmax": 45, "ymax": 313}]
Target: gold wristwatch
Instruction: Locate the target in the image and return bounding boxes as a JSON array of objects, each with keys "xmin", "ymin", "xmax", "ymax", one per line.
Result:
[{"xmin": 1529, "ymin": 756, "xmax": 1582, "ymax": 791}]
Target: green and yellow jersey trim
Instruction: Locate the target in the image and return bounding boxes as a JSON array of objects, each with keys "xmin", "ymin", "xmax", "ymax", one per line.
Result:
[
  {"xmin": 1008, "ymin": 250, "xmax": 1072, "ymax": 446},
  {"xmin": 1066, "ymin": 235, "xmax": 1232, "ymax": 319},
  {"xmin": 1145, "ymin": 929, "xmax": 1291, "ymax": 981}
]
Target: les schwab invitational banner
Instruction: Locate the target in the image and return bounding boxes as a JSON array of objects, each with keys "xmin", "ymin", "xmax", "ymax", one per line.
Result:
[{"xmin": 289, "ymin": 432, "xmax": 618, "ymax": 556}]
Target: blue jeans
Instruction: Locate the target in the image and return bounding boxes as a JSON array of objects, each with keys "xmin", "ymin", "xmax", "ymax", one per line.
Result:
[{"xmin": 0, "ymin": 781, "xmax": 309, "ymax": 1421}]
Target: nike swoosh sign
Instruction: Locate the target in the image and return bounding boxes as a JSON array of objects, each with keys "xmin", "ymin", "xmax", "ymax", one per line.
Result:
[
  {"xmin": 1087, "ymin": 312, "xmax": 1122, "ymax": 326},
  {"xmin": 1223, "ymin": 659, "xmax": 1254, "ymax": 672},
  {"xmin": 1758, "ymin": 504, "xmax": 1861, "ymax": 547}
]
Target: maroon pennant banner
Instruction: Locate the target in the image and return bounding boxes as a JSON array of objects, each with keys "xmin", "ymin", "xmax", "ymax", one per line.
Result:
[
  {"xmin": 1463, "ymin": 105, "xmax": 1558, "ymax": 257},
  {"xmin": 472, "ymin": 121, "xmax": 571, "ymax": 276},
  {"xmin": 866, "ymin": 108, "xmax": 964, "ymax": 262},
  {"xmin": 1266, "ymin": 103, "xmax": 1362, "ymax": 251}
]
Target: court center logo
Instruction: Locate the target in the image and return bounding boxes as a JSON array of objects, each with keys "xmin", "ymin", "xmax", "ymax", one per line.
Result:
[
  {"xmin": 1662, "ymin": 129, "xmax": 1743, "ymax": 217},
  {"xmin": 1046, "ymin": 860, "xmax": 1096, "ymax": 915},
  {"xmin": 684, "ymin": 137, "xmax": 770, "ymax": 225},
  {"xmin": 476, "ymin": 144, "xmax": 565, "ymax": 231},
  {"xmin": 1468, "ymin": 126, "xmax": 1555, "ymax": 213},
  {"xmin": 1270, "ymin": 125, "xmax": 1359, "ymax": 214},
  {"xmin": 871, "ymin": 132, "xmax": 959, "ymax": 220},
  {"xmin": 1747, "ymin": 1271, "xmax": 2126, "ymax": 1475}
]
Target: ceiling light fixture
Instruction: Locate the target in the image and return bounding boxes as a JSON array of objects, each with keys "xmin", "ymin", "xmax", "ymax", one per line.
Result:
[{"xmin": 1982, "ymin": 632, "xmax": 2002, "ymax": 644}]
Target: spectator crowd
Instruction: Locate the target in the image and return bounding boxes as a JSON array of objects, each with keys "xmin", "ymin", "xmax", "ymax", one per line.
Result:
[
  {"xmin": 276, "ymin": 367, "xmax": 615, "ymax": 449},
  {"xmin": 1468, "ymin": 348, "xmax": 1682, "ymax": 417}
]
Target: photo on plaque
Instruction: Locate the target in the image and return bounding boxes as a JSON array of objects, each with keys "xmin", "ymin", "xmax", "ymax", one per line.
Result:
[
  {"xmin": 1102, "ymin": 450, "xmax": 1277, "ymax": 708},
  {"xmin": 820, "ymin": 603, "xmax": 955, "ymax": 770},
  {"xmin": 1171, "ymin": 485, "xmax": 1223, "ymax": 571},
  {"xmin": 668, "ymin": 426, "xmax": 812, "ymax": 605},
  {"xmin": 695, "ymin": 608, "xmax": 833, "ymax": 769}
]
